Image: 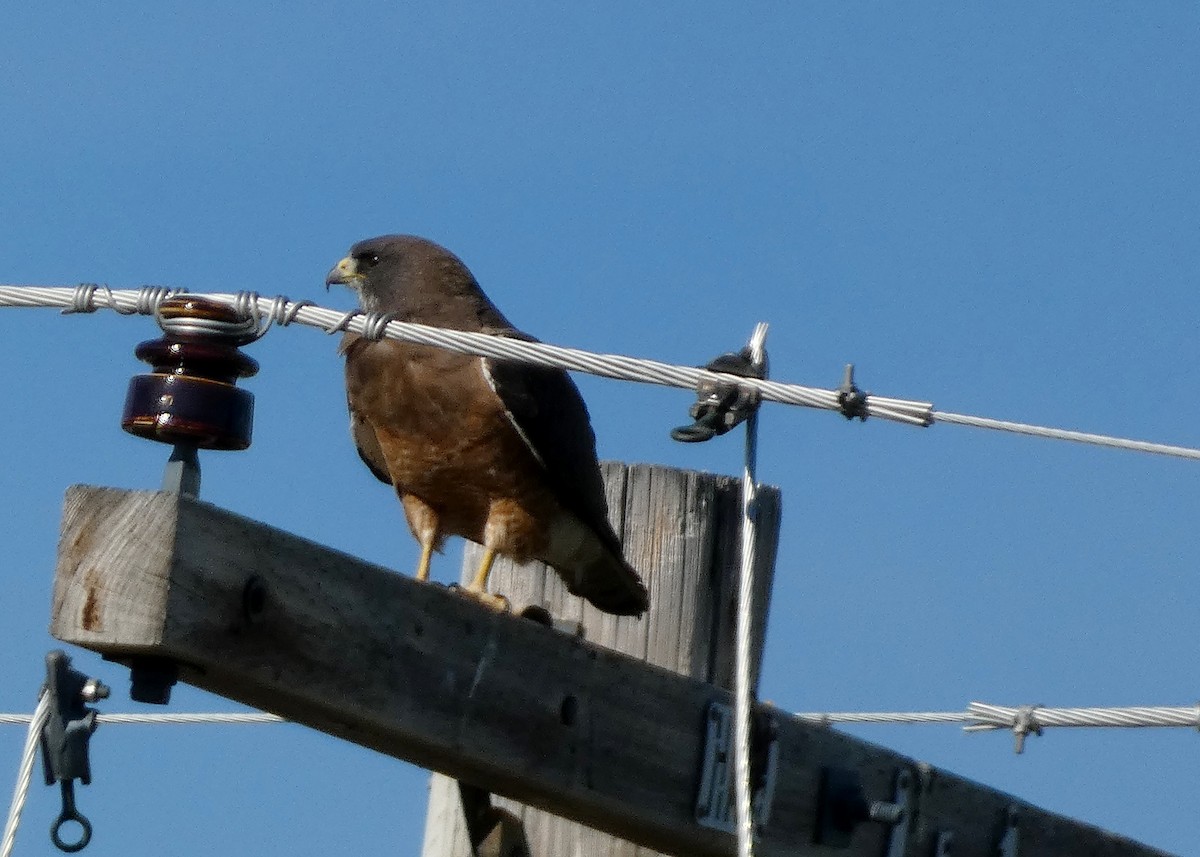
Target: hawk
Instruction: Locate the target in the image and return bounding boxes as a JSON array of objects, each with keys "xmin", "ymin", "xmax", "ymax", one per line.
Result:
[{"xmin": 326, "ymin": 235, "xmax": 649, "ymax": 616}]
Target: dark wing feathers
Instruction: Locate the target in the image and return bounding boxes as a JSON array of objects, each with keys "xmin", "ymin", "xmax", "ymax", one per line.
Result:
[
  {"xmin": 343, "ymin": 326, "xmax": 614, "ymax": 550},
  {"xmin": 350, "ymin": 406, "xmax": 391, "ymax": 485},
  {"xmin": 482, "ymin": 335, "xmax": 622, "ymax": 553},
  {"xmin": 341, "ymin": 334, "xmax": 392, "ymax": 485}
]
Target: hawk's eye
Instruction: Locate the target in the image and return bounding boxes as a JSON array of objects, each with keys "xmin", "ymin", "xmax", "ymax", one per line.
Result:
[{"xmin": 359, "ymin": 254, "xmax": 381, "ymax": 269}]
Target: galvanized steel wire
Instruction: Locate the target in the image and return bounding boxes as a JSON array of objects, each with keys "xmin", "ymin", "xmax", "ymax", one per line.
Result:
[
  {"xmin": 5, "ymin": 701, "xmax": 1197, "ymax": 733},
  {"xmin": 1, "ymin": 693, "xmax": 49, "ymax": 857},
  {"xmin": 796, "ymin": 701, "xmax": 1200, "ymax": 732},
  {"xmin": 0, "ymin": 705, "xmax": 283, "ymax": 855},
  {"xmin": 732, "ymin": 323, "xmax": 767, "ymax": 857},
  {"xmin": 4, "ymin": 284, "xmax": 1198, "ymax": 460},
  {"xmin": 0, "ymin": 711, "xmax": 284, "ymax": 726},
  {"xmin": 4, "ymin": 700, "xmax": 1193, "ymax": 852},
  {"xmin": 0, "ymin": 284, "xmax": 927, "ymax": 420}
]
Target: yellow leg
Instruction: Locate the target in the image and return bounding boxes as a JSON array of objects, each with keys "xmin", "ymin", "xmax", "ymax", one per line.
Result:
[
  {"xmin": 401, "ymin": 494, "xmax": 439, "ymax": 583},
  {"xmin": 415, "ymin": 537, "xmax": 435, "ymax": 582},
  {"xmin": 469, "ymin": 546, "xmax": 497, "ymax": 593},
  {"xmin": 458, "ymin": 545, "xmax": 509, "ymax": 612}
]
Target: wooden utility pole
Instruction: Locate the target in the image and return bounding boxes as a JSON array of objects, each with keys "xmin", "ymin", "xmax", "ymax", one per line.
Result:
[
  {"xmin": 49, "ymin": 469, "xmax": 1173, "ymax": 857},
  {"xmin": 421, "ymin": 462, "xmax": 781, "ymax": 857}
]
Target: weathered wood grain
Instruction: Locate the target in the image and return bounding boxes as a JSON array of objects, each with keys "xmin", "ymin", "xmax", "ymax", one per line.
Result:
[
  {"xmin": 51, "ymin": 482, "xmax": 1173, "ymax": 857},
  {"xmin": 423, "ymin": 462, "xmax": 781, "ymax": 857}
]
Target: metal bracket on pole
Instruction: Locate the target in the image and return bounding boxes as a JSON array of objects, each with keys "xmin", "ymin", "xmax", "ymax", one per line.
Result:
[
  {"xmin": 882, "ymin": 768, "xmax": 914, "ymax": 857},
  {"xmin": 39, "ymin": 651, "xmax": 109, "ymax": 853},
  {"xmin": 998, "ymin": 806, "xmax": 1020, "ymax": 857},
  {"xmin": 695, "ymin": 701, "xmax": 779, "ymax": 836}
]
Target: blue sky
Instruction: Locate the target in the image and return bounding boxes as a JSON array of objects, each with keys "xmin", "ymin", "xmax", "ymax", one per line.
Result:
[{"xmin": 3, "ymin": 4, "xmax": 1199, "ymax": 854}]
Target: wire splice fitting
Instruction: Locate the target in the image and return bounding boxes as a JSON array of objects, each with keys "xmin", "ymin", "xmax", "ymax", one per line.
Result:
[
  {"xmin": 837, "ymin": 364, "xmax": 869, "ymax": 421},
  {"xmin": 671, "ymin": 346, "xmax": 768, "ymax": 443},
  {"xmin": 40, "ymin": 651, "xmax": 109, "ymax": 853},
  {"xmin": 121, "ymin": 296, "xmax": 260, "ymax": 451},
  {"xmin": 1011, "ymin": 705, "xmax": 1043, "ymax": 754}
]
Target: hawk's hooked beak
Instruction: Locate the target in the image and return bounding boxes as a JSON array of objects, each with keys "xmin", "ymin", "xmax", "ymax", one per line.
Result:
[{"xmin": 325, "ymin": 256, "xmax": 361, "ymax": 290}]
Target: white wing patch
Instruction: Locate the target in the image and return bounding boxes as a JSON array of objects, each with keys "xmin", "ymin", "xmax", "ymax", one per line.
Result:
[{"xmin": 479, "ymin": 357, "xmax": 547, "ymax": 468}]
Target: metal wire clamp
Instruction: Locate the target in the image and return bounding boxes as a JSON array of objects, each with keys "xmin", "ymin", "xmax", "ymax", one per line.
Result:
[
  {"xmin": 39, "ymin": 651, "xmax": 109, "ymax": 852},
  {"xmin": 671, "ymin": 336, "xmax": 769, "ymax": 443}
]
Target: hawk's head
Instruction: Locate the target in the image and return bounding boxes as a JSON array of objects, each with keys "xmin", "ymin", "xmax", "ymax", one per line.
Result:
[
  {"xmin": 326, "ymin": 234, "xmax": 514, "ymax": 331},
  {"xmin": 325, "ymin": 234, "xmax": 478, "ymax": 316}
]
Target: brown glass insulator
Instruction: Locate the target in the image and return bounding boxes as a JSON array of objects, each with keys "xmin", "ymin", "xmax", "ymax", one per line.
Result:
[{"xmin": 121, "ymin": 297, "xmax": 260, "ymax": 450}]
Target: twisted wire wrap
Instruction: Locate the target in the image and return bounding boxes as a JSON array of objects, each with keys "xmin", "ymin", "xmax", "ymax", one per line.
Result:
[{"xmin": 7, "ymin": 284, "xmax": 1194, "ymax": 459}]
